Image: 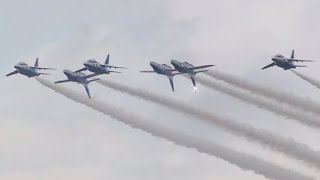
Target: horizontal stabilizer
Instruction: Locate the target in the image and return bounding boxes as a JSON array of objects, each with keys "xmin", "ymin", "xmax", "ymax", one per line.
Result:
[
  {"xmin": 187, "ymin": 65, "xmax": 215, "ymax": 70},
  {"xmin": 88, "ymin": 78, "xmax": 100, "ymax": 83},
  {"xmin": 140, "ymin": 70, "xmax": 156, "ymax": 73},
  {"xmin": 55, "ymin": 79, "xmax": 71, "ymax": 84},
  {"xmin": 39, "ymin": 73, "xmax": 51, "ymax": 75},
  {"xmin": 109, "ymin": 70, "xmax": 122, "ymax": 73},
  {"xmin": 172, "ymin": 72, "xmax": 186, "ymax": 76},
  {"xmin": 75, "ymin": 67, "xmax": 87, "ymax": 73},
  {"xmin": 262, "ymin": 62, "xmax": 276, "ymax": 70},
  {"xmin": 102, "ymin": 64, "xmax": 127, "ymax": 69},
  {"xmin": 35, "ymin": 67, "xmax": 56, "ymax": 70},
  {"xmin": 83, "ymin": 73, "xmax": 100, "ymax": 79},
  {"xmin": 6, "ymin": 70, "xmax": 19, "ymax": 77},
  {"xmin": 289, "ymin": 59, "xmax": 315, "ymax": 62},
  {"xmin": 194, "ymin": 70, "xmax": 208, "ymax": 74},
  {"xmin": 295, "ymin": 65, "xmax": 308, "ymax": 67}
]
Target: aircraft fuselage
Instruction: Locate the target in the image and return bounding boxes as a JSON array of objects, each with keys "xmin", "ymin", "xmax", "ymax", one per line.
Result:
[
  {"xmin": 150, "ymin": 61, "xmax": 174, "ymax": 76},
  {"xmin": 14, "ymin": 63, "xmax": 39, "ymax": 77},
  {"xmin": 271, "ymin": 56, "xmax": 296, "ymax": 70},
  {"xmin": 170, "ymin": 60, "xmax": 195, "ymax": 74},
  {"xmin": 63, "ymin": 70, "xmax": 88, "ymax": 84},
  {"xmin": 84, "ymin": 62, "xmax": 110, "ymax": 74}
]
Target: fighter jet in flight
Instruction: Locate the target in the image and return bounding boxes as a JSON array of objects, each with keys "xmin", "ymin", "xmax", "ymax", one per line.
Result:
[
  {"xmin": 55, "ymin": 70, "xmax": 100, "ymax": 99},
  {"xmin": 262, "ymin": 50, "xmax": 315, "ymax": 70},
  {"xmin": 171, "ymin": 60, "xmax": 214, "ymax": 87},
  {"xmin": 6, "ymin": 58, "xmax": 55, "ymax": 78},
  {"xmin": 76, "ymin": 54, "xmax": 127, "ymax": 75},
  {"xmin": 140, "ymin": 61, "xmax": 182, "ymax": 92}
]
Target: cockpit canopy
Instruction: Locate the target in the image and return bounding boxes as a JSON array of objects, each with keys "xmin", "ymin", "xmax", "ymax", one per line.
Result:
[
  {"xmin": 17, "ymin": 62, "xmax": 27, "ymax": 66},
  {"xmin": 275, "ymin": 54, "xmax": 284, "ymax": 58},
  {"xmin": 87, "ymin": 59, "xmax": 98, "ymax": 63},
  {"xmin": 183, "ymin": 62, "xmax": 193, "ymax": 66}
]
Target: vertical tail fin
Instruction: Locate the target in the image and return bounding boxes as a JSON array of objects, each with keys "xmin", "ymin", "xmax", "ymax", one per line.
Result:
[
  {"xmin": 105, "ymin": 54, "xmax": 110, "ymax": 65},
  {"xmin": 167, "ymin": 75, "xmax": 175, "ymax": 92},
  {"xmin": 190, "ymin": 74, "xmax": 196, "ymax": 87},
  {"xmin": 83, "ymin": 83, "xmax": 91, "ymax": 99},
  {"xmin": 34, "ymin": 58, "xmax": 39, "ymax": 67},
  {"xmin": 291, "ymin": 50, "xmax": 295, "ymax": 59}
]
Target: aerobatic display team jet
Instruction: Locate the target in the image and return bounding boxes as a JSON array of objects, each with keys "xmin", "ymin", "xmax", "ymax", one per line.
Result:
[
  {"xmin": 55, "ymin": 70, "xmax": 100, "ymax": 99},
  {"xmin": 171, "ymin": 60, "xmax": 214, "ymax": 87},
  {"xmin": 76, "ymin": 54, "xmax": 127, "ymax": 75},
  {"xmin": 6, "ymin": 58, "xmax": 55, "ymax": 78},
  {"xmin": 262, "ymin": 50, "xmax": 315, "ymax": 70},
  {"xmin": 140, "ymin": 61, "xmax": 183, "ymax": 92}
]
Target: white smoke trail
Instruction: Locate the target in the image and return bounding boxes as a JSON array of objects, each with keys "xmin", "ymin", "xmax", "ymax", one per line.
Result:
[
  {"xmin": 36, "ymin": 77, "xmax": 315, "ymax": 180},
  {"xmin": 194, "ymin": 76, "xmax": 320, "ymax": 129},
  {"xmin": 97, "ymin": 79, "xmax": 320, "ymax": 169},
  {"xmin": 206, "ymin": 70, "xmax": 320, "ymax": 116},
  {"xmin": 291, "ymin": 70, "xmax": 320, "ymax": 89}
]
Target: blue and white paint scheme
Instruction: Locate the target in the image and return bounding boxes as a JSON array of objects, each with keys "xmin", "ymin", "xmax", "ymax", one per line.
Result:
[
  {"xmin": 6, "ymin": 58, "xmax": 55, "ymax": 78},
  {"xmin": 140, "ymin": 61, "xmax": 183, "ymax": 92},
  {"xmin": 55, "ymin": 70, "xmax": 100, "ymax": 99},
  {"xmin": 76, "ymin": 54, "xmax": 127, "ymax": 75},
  {"xmin": 262, "ymin": 50, "xmax": 315, "ymax": 70},
  {"xmin": 171, "ymin": 60, "xmax": 214, "ymax": 87}
]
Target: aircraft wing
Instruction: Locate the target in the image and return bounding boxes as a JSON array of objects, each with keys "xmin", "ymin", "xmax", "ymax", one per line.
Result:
[
  {"xmin": 288, "ymin": 59, "xmax": 315, "ymax": 62},
  {"xmin": 55, "ymin": 79, "xmax": 71, "ymax": 84},
  {"xmin": 187, "ymin": 65, "xmax": 215, "ymax": 70},
  {"xmin": 75, "ymin": 67, "xmax": 87, "ymax": 73},
  {"xmin": 6, "ymin": 70, "xmax": 19, "ymax": 77},
  {"xmin": 262, "ymin": 62, "xmax": 276, "ymax": 70}
]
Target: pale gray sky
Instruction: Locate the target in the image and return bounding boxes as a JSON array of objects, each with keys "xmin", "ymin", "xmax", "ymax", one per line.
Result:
[{"xmin": 1, "ymin": 0, "xmax": 320, "ymax": 179}]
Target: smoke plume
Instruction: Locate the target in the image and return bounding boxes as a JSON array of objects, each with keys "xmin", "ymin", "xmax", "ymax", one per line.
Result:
[
  {"xmin": 36, "ymin": 77, "xmax": 315, "ymax": 180},
  {"xmin": 97, "ymin": 79, "xmax": 320, "ymax": 169}
]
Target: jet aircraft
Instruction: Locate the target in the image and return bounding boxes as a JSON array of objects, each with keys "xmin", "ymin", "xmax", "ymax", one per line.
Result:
[
  {"xmin": 140, "ymin": 61, "xmax": 182, "ymax": 92},
  {"xmin": 262, "ymin": 50, "xmax": 315, "ymax": 70},
  {"xmin": 6, "ymin": 58, "xmax": 55, "ymax": 78},
  {"xmin": 171, "ymin": 60, "xmax": 214, "ymax": 87},
  {"xmin": 76, "ymin": 54, "xmax": 127, "ymax": 75},
  {"xmin": 55, "ymin": 70, "xmax": 100, "ymax": 99}
]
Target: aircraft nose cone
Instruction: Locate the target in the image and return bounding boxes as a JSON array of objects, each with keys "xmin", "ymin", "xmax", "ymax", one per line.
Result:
[
  {"xmin": 84, "ymin": 62, "xmax": 89, "ymax": 67},
  {"xmin": 14, "ymin": 65, "xmax": 18, "ymax": 69},
  {"xmin": 63, "ymin": 69, "xmax": 70, "ymax": 75},
  {"xmin": 150, "ymin": 61, "xmax": 156, "ymax": 66}
]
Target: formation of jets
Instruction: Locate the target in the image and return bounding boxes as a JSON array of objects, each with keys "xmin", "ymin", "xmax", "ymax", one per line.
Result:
[
  {"xmin": 6, "ymin": 50, "xmax": 317, "ymax": 98},
  {"xmin": 140, "ymin": 60, "xmax": 214, "ymax": 91}
]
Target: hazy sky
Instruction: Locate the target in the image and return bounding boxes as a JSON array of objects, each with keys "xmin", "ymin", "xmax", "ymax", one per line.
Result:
[{"xmin": 1, "ymin": 0, "xmax": 320, "ymax": 179}]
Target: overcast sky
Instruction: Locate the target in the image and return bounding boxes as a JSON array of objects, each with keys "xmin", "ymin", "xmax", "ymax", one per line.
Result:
[{"xmin": 1, "ymin": 0, "xmax": 320, "ymax": 179}]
